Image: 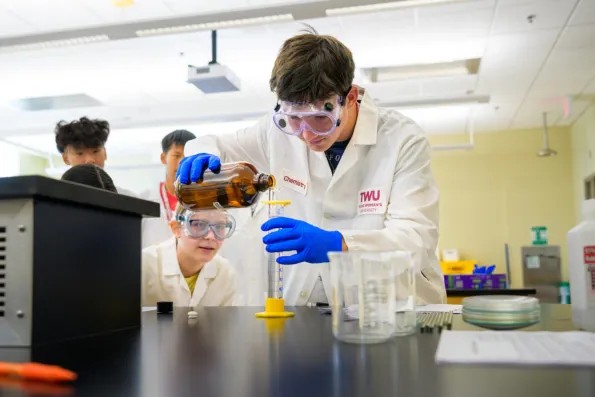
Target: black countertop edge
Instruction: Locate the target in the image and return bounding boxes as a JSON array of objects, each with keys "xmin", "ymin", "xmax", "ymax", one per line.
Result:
[
  {"xmin": 446, "ymin": 288, "xmax": 537, "ymax": 296},
  {"xmin": 0, "ymin": 175, "xmax": 160, "ymax": 218}
]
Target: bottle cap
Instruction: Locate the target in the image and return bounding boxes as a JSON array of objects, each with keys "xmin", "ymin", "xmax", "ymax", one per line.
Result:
[
  {"xmin": 582, "ymin": 199, "xmax": 595, "ymax": 220},
  {"xmin": 157, "ymin": 301, "xmax": 173, "ymax": 314}
]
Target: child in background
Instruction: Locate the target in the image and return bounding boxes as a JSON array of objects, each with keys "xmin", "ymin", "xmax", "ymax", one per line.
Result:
[{"xmin": 142, "ymin": 204, "xmax": 238, "ymax": 307}]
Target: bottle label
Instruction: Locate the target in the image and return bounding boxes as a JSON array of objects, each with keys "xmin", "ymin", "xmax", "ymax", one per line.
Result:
[
  {"xmin": 588, "ymin": 266, "xmax": 595, "ymax": 295},
  {"xmin": 585, "ymin": 246, "xmax": 595, "ymax": 264}
]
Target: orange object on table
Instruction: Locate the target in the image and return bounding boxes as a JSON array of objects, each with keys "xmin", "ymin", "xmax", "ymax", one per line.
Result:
[{"xmin": 0, "ymin": 362, "xmax": 77, "ymax": 383}]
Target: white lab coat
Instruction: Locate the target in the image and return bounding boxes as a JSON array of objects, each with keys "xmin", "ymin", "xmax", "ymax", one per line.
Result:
[
  {"xmin": 142, "ymin": 237, "xmax": 238, "ymax": 307},
  {"xmin": 139, "ymin": 185, "xmax": 173, "ymax": 248},
  {"xmin": 184, "ymin": 90, "xmax": 446, "ymax": 305},
  {"xmin": 217, "ymin": 205, "xmax": 269, "ymax": 306}
]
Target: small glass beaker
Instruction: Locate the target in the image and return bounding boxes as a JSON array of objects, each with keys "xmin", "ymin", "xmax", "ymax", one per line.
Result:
[
  {"xmin": 393, "ymin": 251, "xmax": 416, "ymax": 336},
  {"xmin": 329, "ymin": 251, "xmax": 416, "ymax": 343},
  {"xmin": 329, "ymin": 251, "xmax": 415, "ymax": 344}
]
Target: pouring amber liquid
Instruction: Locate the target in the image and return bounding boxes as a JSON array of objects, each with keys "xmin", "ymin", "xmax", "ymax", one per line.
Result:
[{"xmin": 175, "ymin": 161, "xmax": 275, "ymax": 211}]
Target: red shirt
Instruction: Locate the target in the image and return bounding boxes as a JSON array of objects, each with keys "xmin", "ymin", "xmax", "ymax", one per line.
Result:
[{"xmin": 160, "ymin": 182, "xmax": 178, "ymax": 220}]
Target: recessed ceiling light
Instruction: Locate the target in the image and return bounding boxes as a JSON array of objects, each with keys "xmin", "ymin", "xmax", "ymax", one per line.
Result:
[
  {"xmin": 326, "ymin": 0, "xmax": 473, "ymax": 16},
  {"xmin": 378, "ymin": 94, "xmax": 490, "ymax": 108},
  {"xmin": 0, "ymin": 35, "xmax": 109, "ymax": 53},
  {"xmin": 136, "ymin": 14, "xmax": 294, "ymax": 37},
  {"xmin": 361, "ymin": 58, "xmax": 482, "ymax": 83}
]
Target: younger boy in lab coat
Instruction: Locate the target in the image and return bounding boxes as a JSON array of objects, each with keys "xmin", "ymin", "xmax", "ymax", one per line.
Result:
[{"xmin": 142, "ymin": 205, "xmax": 238, "ymax": 307}]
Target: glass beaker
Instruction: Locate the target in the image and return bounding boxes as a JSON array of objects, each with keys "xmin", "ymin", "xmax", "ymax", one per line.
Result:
[
  {"xmin": 393, "ymin": 251, "xmax": 416, "ymax": 336},
  {"xmin": 329, "ymin": 251, "xmax": 416, "ymax": 344}
]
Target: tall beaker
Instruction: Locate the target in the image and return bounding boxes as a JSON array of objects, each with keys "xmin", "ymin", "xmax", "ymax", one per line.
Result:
[{"xmin": 329, "ymin": 251, "xmax": 415, "ymax": 344}]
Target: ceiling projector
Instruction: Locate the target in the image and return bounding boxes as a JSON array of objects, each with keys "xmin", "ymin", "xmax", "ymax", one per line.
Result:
[{"xmin": 187, "ymin": 63, "xmax": 241, "ymax": 94}]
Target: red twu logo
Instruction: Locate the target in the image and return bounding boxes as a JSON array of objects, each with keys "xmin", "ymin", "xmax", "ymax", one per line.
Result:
[{"xmin": 360, "ymin": 190, "xmax": 380, "ymax": 202}]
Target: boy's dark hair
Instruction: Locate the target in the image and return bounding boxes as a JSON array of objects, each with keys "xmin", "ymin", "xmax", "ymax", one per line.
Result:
[
  {"xmin": 269, "ymin": 29, "xmax": 355, "ymax": 103},
  {"xmin": 161, "ymin": 129, "xmax": 196, "ymax": 153},
  {"xmin": 61, "ymin": 164, "xmax": 118, "ymax": 193},
  {"xmin": 55, "ymin": 117, "xmax": 110, "ymax": 154}
]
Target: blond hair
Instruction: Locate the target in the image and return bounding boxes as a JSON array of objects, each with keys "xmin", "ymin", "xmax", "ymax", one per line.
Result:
[{"xmin": 174, "ymin": 203, "xmax": 186, "ymax": 222}]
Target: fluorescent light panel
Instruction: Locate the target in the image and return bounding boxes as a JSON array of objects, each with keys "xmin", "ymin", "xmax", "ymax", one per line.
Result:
[
  {"xmin": 0, "ymin": 35, "xmax": 109, "ymax": 53},
  {"xmin": 362, "ymin": 58, "xmax": 481, "ymax": 83},
  {"xmin": 326, "ymin": 0, "xmax": 470, "ymax": 16},
  {"xmin": 378, "ymin": 94, "xmax": 489, "ymax": 108},
  {"xmin": 136, "ymin": 14, "xmax": 294, "ymax": 37}
]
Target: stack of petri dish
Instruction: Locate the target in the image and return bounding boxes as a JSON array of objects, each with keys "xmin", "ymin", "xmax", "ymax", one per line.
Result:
[{"xmin": 462, "ymin": 296, "xmax": 541, "ymax": 330}]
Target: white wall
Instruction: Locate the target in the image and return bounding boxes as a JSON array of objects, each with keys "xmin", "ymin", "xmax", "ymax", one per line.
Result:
[
  {"xmin": 0, "ymin": 142, "xmax": 20, "ymax": 177},
  {"xmin": 107, "ymin": 163, "xmax": 165, "ymax": 197},
  {"xmin": 571, "ymin": 103, "xmax": 595, "ymax": 222}
]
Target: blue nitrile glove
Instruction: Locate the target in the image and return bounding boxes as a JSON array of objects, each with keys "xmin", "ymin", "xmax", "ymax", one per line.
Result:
[
  {"xmin": 176, "ymin": 153, "xmax": 221, "ymax": 184},
  {"xmin": 473, "ymin": 264, "xmax": 487, "ymax": 274},
  {"xmin": 261, "ymin": 217, "xmax": 343, "ymax": 265}
]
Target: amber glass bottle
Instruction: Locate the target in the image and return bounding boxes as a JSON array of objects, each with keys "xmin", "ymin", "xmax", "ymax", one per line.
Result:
[{"xmin": 175, "ymin": 162, "xmax": 276, "ymax": 211}]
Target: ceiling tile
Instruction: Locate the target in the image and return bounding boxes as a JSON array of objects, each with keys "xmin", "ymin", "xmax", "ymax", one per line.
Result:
[
  {"xmin": 415, "ymin": 7, "xmax": 493, "ymax": 37},
  {"xmin": 266, "ymin": 16, "xmax": 344, "ymax": 37},
  {"xmin": 476, "ymin": 29, "xmax": 559, "ymax": 94},
  {"xmin": 338, "ymin": 8, "xmax": 416, "ymax": 27},
  {"xmin": 528, "ymin": 47, "xmax": 595, "ymax": 98},
  {"xmin": 348, "ymin": 34, "xmax": 487, "ymax": 69},
  {"xmin": 584, "ymin": 78, "xmax": 595, "ymax": 94},
  {"xmin": 471, "ymin": 100, "xmax": 518, "ymax": 132},
  {"xmin": 0, "ymin": 0, "xmax": 105, "ymax": 33},
  {"xmin": 476, "ymin": 72, "xmax": 537, "ymax": 96},
  {"xmin": 511, "ymin": 97, "xmax": 565, "ymax": 129},
  {"xmin": 420, "ymin": 75, "xmax": 478, "ymax": 96},
  {"xmin": 478, "ymin": 29, "xmax": 558, "ymax": 74},
  {"xmin": 0, "ymin": 6, "xmax": 36, "ymax": 38},
  {"xmin": 556, "ymin": 24, "xmax": 595, "ymax": 50},
  {"xmin": 492, "ymin": 0, "xmax": 577, "ymax": 34},
  {"xmin": 162, "ymin": 0, "xmax": 250, "ymax": 15},
  {"xmin": 246, "ymin": 0, "xmax": 317, "ymax": 6},
  {"xmin": 568, "ymin": 0, "xmax": 595, "ymax": 26},
  {"xmin": 78, "ymin": 0, "xmax": 174, "ymax": 24},
  {"xmin": 417, "ymin": 0, "xmax": 496, "ymax": 16}
]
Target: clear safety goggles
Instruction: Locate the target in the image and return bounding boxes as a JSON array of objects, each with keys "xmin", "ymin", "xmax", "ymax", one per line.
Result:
[
  {"xmin": 177, "ymin": 210, "xmax": 236, "ymax": 240},
  {"xmin": 272, "ymin": 96, "xmax": 345, "ymax": 136}
]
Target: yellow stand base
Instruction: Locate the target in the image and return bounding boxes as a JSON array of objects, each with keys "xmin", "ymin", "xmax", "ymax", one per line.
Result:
[{"xmin": 255, "ymin": 298, "xmax": 295, "ymax": 318}]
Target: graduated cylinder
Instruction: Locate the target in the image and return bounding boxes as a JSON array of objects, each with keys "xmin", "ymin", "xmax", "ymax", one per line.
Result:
[{"xmin": 266, "ymin": 200, "xmax": 291, "ymax": 299}]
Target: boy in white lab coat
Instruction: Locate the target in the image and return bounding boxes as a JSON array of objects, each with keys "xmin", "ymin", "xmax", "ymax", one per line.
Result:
[
  {"xmin": 140, "ymin": 129, "xmax": 197, "ymax": 248},
  {"xmin": 178, "ymin": 31, "xmax": 446, "ymax": 305},
  {"xmin": 142, "ymin": 205, "xmax": 238, "ymax": 307}
]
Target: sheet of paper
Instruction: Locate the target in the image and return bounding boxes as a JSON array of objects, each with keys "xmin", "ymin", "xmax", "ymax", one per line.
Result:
[
  {"xmin": 527, "ymin": 255, "xmax": 541, "ymax": 269},
  {"xmin": 435, "ymin": 331, "xmax": 595, "ymax": 366},
  {"xmin": 142, "ymin": 306, "xmax": 156, "ymax": 312},
  {"xmin": 416, "ymin": 304, "xmax": 462, "ymax": 314}
]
